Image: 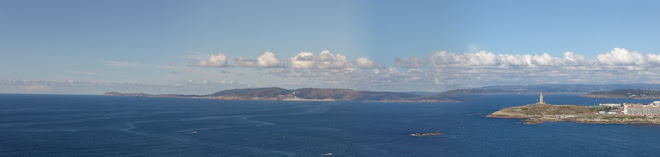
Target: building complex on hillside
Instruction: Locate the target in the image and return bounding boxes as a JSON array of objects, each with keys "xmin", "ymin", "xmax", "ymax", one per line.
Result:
[{"xmin": 623, "ymin": 101, "xmax": 660, "ymax": 116}]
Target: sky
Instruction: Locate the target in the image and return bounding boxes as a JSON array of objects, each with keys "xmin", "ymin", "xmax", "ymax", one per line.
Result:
[{"xmin": 2, "ymin": 0, "xmax": 660, "ymax": 94}]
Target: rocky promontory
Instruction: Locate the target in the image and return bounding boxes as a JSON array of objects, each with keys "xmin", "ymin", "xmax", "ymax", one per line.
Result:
[{"xmin": 487, "ymin": 104, "xmax": 660, "ymax": 124}]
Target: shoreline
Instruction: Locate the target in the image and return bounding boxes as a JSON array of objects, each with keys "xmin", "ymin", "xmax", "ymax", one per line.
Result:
[
  {"xmin": 104, "ymin": 95, "xmax": 459, "ymax": 103},
  {"xmin": 580, "ymin": 94, "xmax": 660, "ymax": 99}
]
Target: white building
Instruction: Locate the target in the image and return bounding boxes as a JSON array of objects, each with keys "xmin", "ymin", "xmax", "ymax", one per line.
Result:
[
  {"xmin": 599, "ymin": 103, "xmax": 621, "ymax": 107},
  {"xmin": 650, "ymin": 101, "xmax": 660, "ymax": 106}
]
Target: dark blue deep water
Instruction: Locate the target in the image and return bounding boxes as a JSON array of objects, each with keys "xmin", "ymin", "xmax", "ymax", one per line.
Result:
[{"xmin": 1, "ymin": 94, "xmax": 660, "ymax": 157}]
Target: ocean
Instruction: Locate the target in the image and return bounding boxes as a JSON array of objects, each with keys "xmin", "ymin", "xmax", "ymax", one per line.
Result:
[{"xmin": 1, "ymin": 94, "xmax": 659, "ymax": 157}]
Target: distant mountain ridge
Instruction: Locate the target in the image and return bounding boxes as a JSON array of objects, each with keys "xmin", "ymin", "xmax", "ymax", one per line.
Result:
[
  {"xmin": 105, "ymin": 84, "xmax": 660, "ymax": 102},
  {"xmin": 104, "ymin": 87, "xmax": 457, "ymax": 103}
]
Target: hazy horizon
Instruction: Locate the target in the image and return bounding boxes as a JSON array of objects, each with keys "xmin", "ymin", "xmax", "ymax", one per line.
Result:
[{"xmin": 3, "ymin": 0, "xmax": 660, "ymax": 94}]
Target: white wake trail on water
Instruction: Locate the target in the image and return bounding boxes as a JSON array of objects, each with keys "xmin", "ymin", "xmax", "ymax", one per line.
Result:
[
  {"xmin": 177, "ymin": 105, "xmax": 330, "ymax": 129},
  {"xmin": 116, "ymin": 105, "xmax": 331, "ymax": 157}
]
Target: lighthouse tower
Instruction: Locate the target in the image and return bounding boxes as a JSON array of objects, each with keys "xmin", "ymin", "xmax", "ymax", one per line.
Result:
[{"xmin": 538, "ymin": 91, "xmax": 545, "ymax": 104}]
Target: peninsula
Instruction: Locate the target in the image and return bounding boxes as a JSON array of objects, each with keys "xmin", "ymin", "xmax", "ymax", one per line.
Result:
[
  {"xmin": 104, "ymin": 87, "xmax": 458, "ymax": 103},
  {"xmin": 487, "ymin": 92, "xmax": 660, "ymax": 124}
]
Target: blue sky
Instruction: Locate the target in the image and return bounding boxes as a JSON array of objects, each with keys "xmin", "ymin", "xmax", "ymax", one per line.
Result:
[{"xmin": 2, "ymin": 0, "xmax": 660, "ymax": 94}]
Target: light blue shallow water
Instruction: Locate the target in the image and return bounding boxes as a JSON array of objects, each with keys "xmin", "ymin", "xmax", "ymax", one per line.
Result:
[{"xmin": 0, "ymin": 94, "xmax": 659, "ymax": 157}]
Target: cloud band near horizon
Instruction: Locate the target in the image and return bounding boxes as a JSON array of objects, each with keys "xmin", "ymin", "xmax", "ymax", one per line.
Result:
[{"xmin": 190, "ymin": 48, "xmax": 660, "ymax": 87}]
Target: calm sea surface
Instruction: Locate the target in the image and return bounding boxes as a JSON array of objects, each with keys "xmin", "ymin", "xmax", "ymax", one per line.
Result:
[{"xmin": 1, "ymin": 94, "xmax": 659, "ymax": 157}]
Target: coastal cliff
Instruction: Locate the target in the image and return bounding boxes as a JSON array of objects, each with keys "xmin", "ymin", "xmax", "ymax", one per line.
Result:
[{"xmin": 487, "ymin": 104, "xmax": 660, "ymax": 124}]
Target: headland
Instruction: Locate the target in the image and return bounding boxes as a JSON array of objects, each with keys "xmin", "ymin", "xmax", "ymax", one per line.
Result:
[{"xmin": 488, "ymin": 92, "xmax": 660, "ymax": 125}]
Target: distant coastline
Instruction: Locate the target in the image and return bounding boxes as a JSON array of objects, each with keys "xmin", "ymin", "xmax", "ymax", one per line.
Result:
[
  {"xmin": 103, "ymin": 87, "xmax": 459, "ymax": 103},
  {"xmin": 581, "ymin": 89, "xmax": 660, "ymax": 99},
  {"xmin": 104, "ymin": 84, "xmax": 660, "ymax": 103}
]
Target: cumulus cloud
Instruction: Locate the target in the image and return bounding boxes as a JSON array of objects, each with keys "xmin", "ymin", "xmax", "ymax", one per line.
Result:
[
  {"xmin": 316, "ymin": 50, "xmax": 352, "ymax": 69},
  {"xmin": 646, "ymin": 54, "xmax": 660, "ymax": 64},
  {"xmin": 430, "ymin": 50, "xmax": 591, "ymax": 68},
  {"xmin": 236, "ymin": 51, "xmax": 284, "ymax": 68},
  {"xmin": 354, "ymin": 57, "xmax": 383, "ymax": 69},
  {"xmin": 562, "ymin": 52, "xmax": 585, "ymax": 64},
  {"xmin": 596, "ymin": 48, "xmax": 645, "ymax": 65},
  {"xmin": 354, "ymin": 57, "xmax": 374, "ymax": 68},
  {"xmin": 289, "ymin": 52, "xmax": 316, "ymax": 68},
  {"xmin": 289, "ymin": 50, "xmax": 352, "ymax": 69},
  {"xmin": 195, "ymin": 53, "xmax": 229, "ymax": 67},
  {"xmin": 430, "ymin": 51, "xmax": 503, "ymax": 66},
  {"xmin": 426, "ymin": 48, "xmax": 660, "ymax": 87}
]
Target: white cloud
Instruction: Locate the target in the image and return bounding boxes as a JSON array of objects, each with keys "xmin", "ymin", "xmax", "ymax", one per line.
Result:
[
  {"xmin": 289, "ymin": 50, "xmax": 353, "ymax": 69},
  {"xmin": 562, "ymin": 51, "xmax": 585, "ymax": 64},
  {"xmin": 647, "ymin": 54, "xmax": 660, "ymax": 64},
  {"xmin": 236, "ymin": 51, "xmax": 284, "ymax": 68},
  {"xmin": 596, "ymin": 48, "xmax": 645, "ymax": 65},
  {"xmin": 425, "ymin": 48, "xmax": 660, "ymax": 87},
  {"xmin": 430, "ymin": 50, "xmax": 501, "ymax": 67},
  {"xmin": 496, "ymin": 54, "xmax": 532, "ymax": 66},
  {"xmin": 530, "ymin": 53, "xmax": 560, "ymax": 66},
  {"xmin": 430, "ymin": 50, "xmax": 591, "ymax": 68},
  {"xmin": 289, "ymin": 52, "xmax": 316, "ymax": 68},
  {"xmin": 195, "ymin": 53, "xmax": 229, "ymax": 67},
  {"xmin": 257, "ymin": 51, "xmax": 284, "ymax": 67},
  {"xmin": 355, "ymin": 57, "xmax": 381, "ymax": 68},
  {"xmin": 316, "ymin": 50, "xmax": 352, "ymax": 69}
]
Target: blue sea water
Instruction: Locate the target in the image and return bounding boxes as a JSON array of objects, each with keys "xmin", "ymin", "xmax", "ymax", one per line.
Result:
[{"xmin": 1, "ymin": 94, "xmax": 659, "ymax": 157}]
